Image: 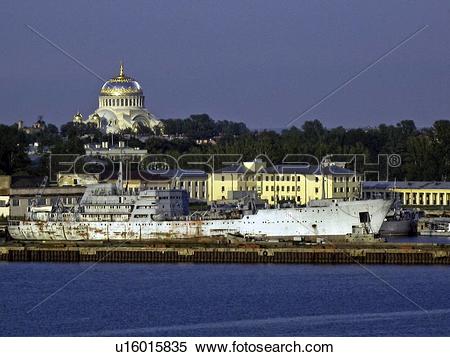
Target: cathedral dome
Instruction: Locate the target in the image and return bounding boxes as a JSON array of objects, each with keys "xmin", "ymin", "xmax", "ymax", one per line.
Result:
[{"xmin": 100, "ymin": 63, "xmax": 143, "ymax": 96}]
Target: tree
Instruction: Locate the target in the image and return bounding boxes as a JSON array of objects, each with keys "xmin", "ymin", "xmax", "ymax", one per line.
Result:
[{"xmin": 0, "ymin": 124, "xmax": 31, "ymax": 175}]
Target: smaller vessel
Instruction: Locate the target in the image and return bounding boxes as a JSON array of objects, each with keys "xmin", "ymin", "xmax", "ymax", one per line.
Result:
[
  {"xmin": 417, "ymin": 217, "xmax": 450, "ymax": 236},
  {"xmin": 379, "ymin": 208, "xmax": 420, "ymax": 236}
]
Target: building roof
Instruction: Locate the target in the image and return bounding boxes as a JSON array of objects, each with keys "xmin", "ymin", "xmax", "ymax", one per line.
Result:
[
  {"xmin": 101, "ymin": 168, "xmax": 207, "ymax": 182},
  {"xmin": 164, "ymin": 169, "xmax": 208, "ymax": 179},
  {"xmin": 100, "ymin": 63, "xmax": 143, "ymax": 96},
  {"xmin": 10, "ymin": 176, "xmax": 47, "ymax": 189},
  {"xmin": 363, "ymin": 181, "xmax": 450, "ymax": 190},
  {"xmin": 214, "ymin": 164, "xmax": 356, "ymax": 176},
  {"xmin": 102, "ymin": 170, "xmax": 169, "ymax": 182},
  {"xmin": 214, "ymin": 164, "xmax": 248, "ymax": 174}
]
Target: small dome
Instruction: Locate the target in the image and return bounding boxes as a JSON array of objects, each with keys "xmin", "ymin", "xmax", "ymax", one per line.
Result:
[
  {"xmin": 100, "ymin": 63, "xmax": 143, "ymax": 96},
  {"xmin": 73, "ymin": 112, "xmax": 83, "ymax": 122}
]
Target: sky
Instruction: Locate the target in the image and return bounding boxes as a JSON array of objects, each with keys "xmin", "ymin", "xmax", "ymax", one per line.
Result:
[{"xmin": 1, "ymin": 0, "xmax": 449, "ymax": 129}]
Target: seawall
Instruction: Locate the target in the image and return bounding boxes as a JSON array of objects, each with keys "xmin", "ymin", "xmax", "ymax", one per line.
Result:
[{"xmin": 1, "ymin": 242, "xmax": 450, "ymax": 264}]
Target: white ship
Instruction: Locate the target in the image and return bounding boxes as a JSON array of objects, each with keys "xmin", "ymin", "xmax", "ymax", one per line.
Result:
[{"xmin": 7, "ymin": 176, "xmax": 392, "ymax": 241}]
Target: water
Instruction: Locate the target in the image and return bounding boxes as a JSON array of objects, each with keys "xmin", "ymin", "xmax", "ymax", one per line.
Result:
[{"xmin": 1, "ymin": 262, "xmax": 450, "ymax": 336}]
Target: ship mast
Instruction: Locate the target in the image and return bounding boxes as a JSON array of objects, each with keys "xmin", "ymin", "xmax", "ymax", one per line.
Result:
[{"xmin": 116, "ymin": 161, "xmax": 123, "ymax": 194}]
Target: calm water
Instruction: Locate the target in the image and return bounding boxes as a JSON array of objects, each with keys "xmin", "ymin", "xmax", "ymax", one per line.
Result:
[{"xmin": 0, "ymin": 262, "xmax": 450, "ymax": 336}]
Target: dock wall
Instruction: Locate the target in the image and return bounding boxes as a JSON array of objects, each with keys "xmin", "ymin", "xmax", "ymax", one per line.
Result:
[{"xmin": 1, "ymin": 245, "xmax": 450, "ymax": 264}]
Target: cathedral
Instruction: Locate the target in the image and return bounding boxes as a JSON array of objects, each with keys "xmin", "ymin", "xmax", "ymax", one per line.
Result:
[{"xmin": 73, "ymin": 63, "xmax": 163, "ymax": 134}]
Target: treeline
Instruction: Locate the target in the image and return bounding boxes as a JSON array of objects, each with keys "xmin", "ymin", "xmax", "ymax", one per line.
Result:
[
  {"xmin": 267, "ymin": 120, "xmax": 446, "ymax": 180},
  {"xmin": 147, "ymin": 119, "xmax": 450, "ymax": 181},
  {"xmin": 161, "ymin": 114, "xmax": 249, "ymax": 139},
  {"xmin": 0, "ymin": 117, "xmax": 449, "ymax": 181}
]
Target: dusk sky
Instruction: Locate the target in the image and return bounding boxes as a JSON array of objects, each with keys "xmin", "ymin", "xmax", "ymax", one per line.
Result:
[{"xmin": 1, "ymin": 0, "xmax": 450, "ymax": 129}]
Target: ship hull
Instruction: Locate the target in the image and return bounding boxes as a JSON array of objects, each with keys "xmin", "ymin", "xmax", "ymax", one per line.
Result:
[
  {"xmin": 8, "ymin": 199, "xmax": 391, "ymax": 241},
  {"xmin": 379, "ymin": 220, "xmax": 414, "ymax": 236}
]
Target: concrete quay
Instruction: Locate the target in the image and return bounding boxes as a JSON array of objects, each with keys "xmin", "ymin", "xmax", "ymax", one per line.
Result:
[{"xmin": 0, "ymin": 241, "xmax": 449, "ymax": 264}]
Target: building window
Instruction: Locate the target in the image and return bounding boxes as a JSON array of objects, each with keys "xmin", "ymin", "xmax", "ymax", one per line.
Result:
[
  {"xmin": 315, "ymin": 177, "xmax": 319, "ymax": 182},
  {"xmin": 315, "ymin": 188, "xmax": 319, "ymax": 193}
]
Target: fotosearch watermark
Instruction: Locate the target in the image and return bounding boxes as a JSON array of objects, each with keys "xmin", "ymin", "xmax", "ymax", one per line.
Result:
[{"xmin": 48, "ymin": 153, "xmax": 401, "ymax": 183}]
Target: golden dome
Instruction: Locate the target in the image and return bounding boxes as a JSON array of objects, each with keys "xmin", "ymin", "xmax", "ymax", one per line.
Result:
[
  {"xmin": 100, "ymin": 62, "xmax": 143, "ymax": 96},
  {"xmin": 73, "ymin": 111, "xmax": 83, "ymax": 122}
]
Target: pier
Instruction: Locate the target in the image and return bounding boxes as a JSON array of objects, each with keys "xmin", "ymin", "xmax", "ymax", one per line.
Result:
[{"xmin": 1, "ymin": 241, "xmax": 449, "ymax": 264}]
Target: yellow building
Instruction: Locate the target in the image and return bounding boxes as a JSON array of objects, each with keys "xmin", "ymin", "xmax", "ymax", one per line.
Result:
[
  {"xmin": 363, "ymin": 181, "xmax": 450, "ymax": 208},
  {"xmin": 207, "ymin": 160, "xmax": 361, "ymax": 205},
  {"xmin": 167, "ymin": 169, "xmax": 208, "ymax": 202}
]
